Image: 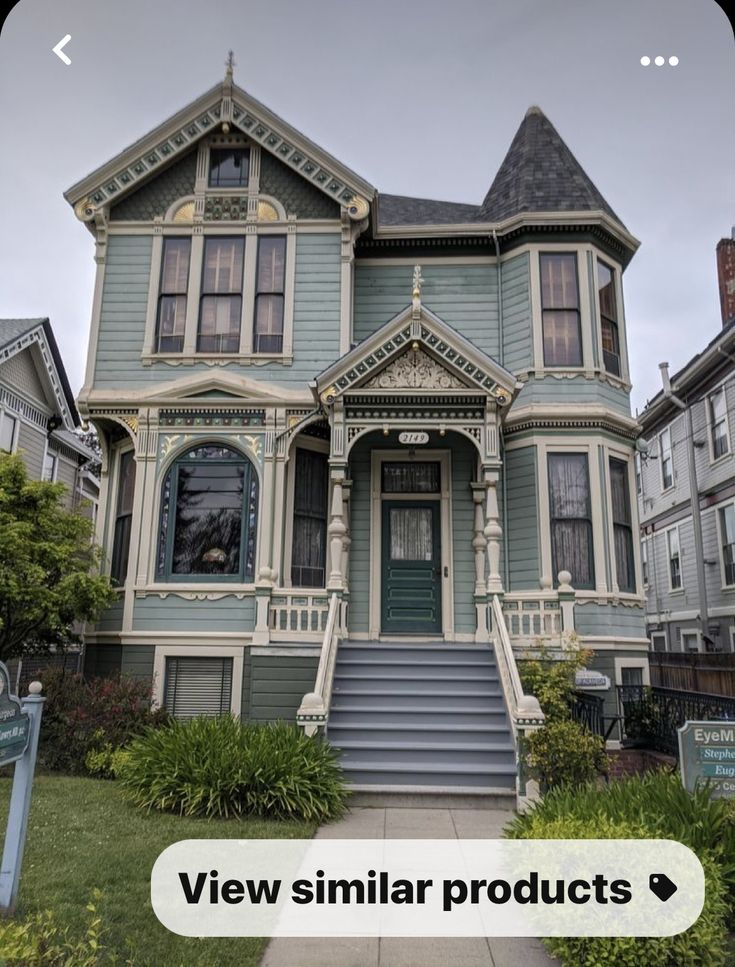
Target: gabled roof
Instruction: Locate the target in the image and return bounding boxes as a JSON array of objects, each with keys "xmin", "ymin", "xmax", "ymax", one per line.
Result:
[
  {"xmin": 480, "ymin": 106, "xmax": 623, "ymax": 226},
  {"xmin": 0, "ymin": 318, "xmax": 79, "ymax": 428},
  {"xmin": 64, "ymin": 75, "xmax": 375, "ymax": 223}
]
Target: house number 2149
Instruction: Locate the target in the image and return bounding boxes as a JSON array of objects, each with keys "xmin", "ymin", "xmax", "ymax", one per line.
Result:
[{"xmin": 398, "ymin": 432, "xmax": 429, "ymax": 445}]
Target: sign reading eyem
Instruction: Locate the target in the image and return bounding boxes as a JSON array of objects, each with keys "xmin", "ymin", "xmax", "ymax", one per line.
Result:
[
  {"xmin": 399, "ymin": 432, "xmax": 429, "ymax": 445},
  {"xmin": 678, "ymin": 720, "xmax": 735, "ymax": 798}
]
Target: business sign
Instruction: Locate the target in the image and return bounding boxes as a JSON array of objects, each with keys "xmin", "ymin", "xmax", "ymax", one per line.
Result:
[
  {"xmin": 574, "ymin": 669, "xmax": 611, "ymax": 691},
  {"xmin": 398, "ymin": 431, "xmax": 429, "ymax": 445},
  {"xmin": 0, "ymin": 664, "xmax": 29, "ymax": 768},
  {"xmin": 678, "ymin": 720, "xmax": 735, "ymax": 798}
]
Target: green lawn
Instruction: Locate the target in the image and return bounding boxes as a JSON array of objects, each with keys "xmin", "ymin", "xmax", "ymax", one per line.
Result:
[{"xmin": 0, "ymin": 775, "xmax": 316, "ymax": 967}]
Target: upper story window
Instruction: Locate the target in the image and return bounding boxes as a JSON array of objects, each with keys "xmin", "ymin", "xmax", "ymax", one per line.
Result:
[
  {"xmin": 539, "ymin": 253, "xmax": 582, "ymax": 367},
  {"xmin": 598, "ymin": 261, "xmax": 620, "ymax": 376},
  {"xmin": 659, "ymin": 427, "xmax": 673, "ymax": 490},
  {"xmin": 157, "ymin": 238, "xmax": 191, "ymax": 353},
  {"xmin": 609, "ymin": 457, "xmax": 635, "ymax": 592},
  {"xmin": 719, "ymin": 503, "xmax": 735, "ymax": 586},
  {"xmin": 111, "ymin": 450, "xmax": 136, "ymax": 586},
  {"xmin": 667, "ymin": 526, "xmax": 681, "ymax": 590},
  {"xmin": 197, "ymin": 238, "xmax": 244, "ymax": 354},
  {"xmin": 208, "ymin": 148, "xmax": 249, "ymax": 188},
  {"xmin": 709, "ymin": 387, "xmax": 729, "ymax": 460},
  {"xmin": 157, "ymin": 444, "xmax": 258, "ymax": 582},
  {"xmin": 42, "ymin": 450, "xmax": 58, "ymax": 482},
  {"xmin": 0, "ymin": 412, "xmax": 17, "ymax": 453},
  {"xmin": 548, "ymin": 452, "xmax": 594, "ymax": 589},
  {"xmin": 254, "ymin": 236, "xmax": 286, "ymax": 353}
]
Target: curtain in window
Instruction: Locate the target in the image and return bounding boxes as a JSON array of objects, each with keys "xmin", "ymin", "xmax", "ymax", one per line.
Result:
[
  {"xmin": 111, "ymin": 451, "xmax": 136, "ymax": 585},
  {"xmin": 548, "ymin": 453, "xmax": 594, "ymax": 588},
  {"xmin": 254, "ymin": 237, "xmax": 286, "ymax": 353},
  {"xmin": 164, "ymin": 656, "xmax": 233, "ymax": 718},
  {"xmin": 540, "ymin": 254, "xmax": 582, "ymax": 367},
  {"xmin": 609, "ymin": 458, "xmax": 635, "ymax": 592},
  {"xmin": 382, "ymin": 462, "xmax": 440, "ymax": 493},
  {"xmin": 198, "ymin": 238, "xmax": 244, "ymax": 353},
  {"xmin": 598, "ymin": 260, "xmax": 620, "ymax": 374},
  {"xmin": 157, "ymin": 238, "xmax": 190, "ymax": 352},
  {"xmin": 390, "ymin": 507, "xmax": 433, "ymax": 561},
  {"xmin": 291, "ymin": 449, "xmax": 328, "ymax": 587}
]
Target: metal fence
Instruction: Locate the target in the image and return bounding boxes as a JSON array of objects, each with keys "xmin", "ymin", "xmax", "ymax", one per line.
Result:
[
  {"xmin": 569, "ymin": 691, "xmax": 605, "ymax": 737},
  {"xmin": 617, "ymin": 685, "xmax": 735, "ymax": 756}
]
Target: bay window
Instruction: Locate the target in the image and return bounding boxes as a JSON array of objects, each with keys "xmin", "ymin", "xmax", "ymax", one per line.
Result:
[
  {"xmin": 540, "ymin": 253, "xmax": 582, "ymax": 367},
  {"xmin": 110, "ymin": 450, "xmax": 136, "ymax": 585},
  {"xmin": 609, "ymin": 457, "xmax": 635, "ymax": 592},
  {"xmin": 598, "ymin": 260, "xmax": 621, "ymax": 376},
  {"xmin": 197, "ymin": 238, "xmax": 244, "ymax": 353},
  {"xmin": 548, "ymin": 452, "xmax": 594, "ymax": 589}
]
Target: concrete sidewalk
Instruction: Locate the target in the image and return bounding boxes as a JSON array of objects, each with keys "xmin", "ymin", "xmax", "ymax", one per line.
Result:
[{"xmin": 260, "ymin": 806, "xmax": 556, "ymax": 967}]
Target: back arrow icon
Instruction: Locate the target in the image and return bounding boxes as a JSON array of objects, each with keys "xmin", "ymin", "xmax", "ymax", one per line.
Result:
[{"xmin": 52, "ymin": 35, "xmax": 72, "ymax": 65}]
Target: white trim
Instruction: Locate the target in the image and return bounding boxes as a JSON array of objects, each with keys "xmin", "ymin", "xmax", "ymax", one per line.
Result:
[
  {"xmin": 283, "ymin": 436, "xmax": 330, "ymax": 589},
  {"xmin": 706, "ymin": 385, "xmax": 731, "ymax": 465},
  {"xmin": 0, "ymin": 408, "xmax": 19, "ymax": 454},
  {"xmin": 613, "ymin": 657, "xmax": 650, "ymax": 687},
  {"xmin": 369, "ymin": 449, "xmax": 454, "ymax": 640},
  {"xmin": 152, "ymin": 644, "xmax": 243, "ymax": 716},
  {"xmin": 664, "ymin": 523, "xmax": 683, "ymax": 593},
  {"xmin": 658, "ymin": 426, "xmax": 674, "ymax": 493},
  {"xmin": 681, "ymin": 630, "xmax": 701, "ymax": 653},
  {"xmin": 715, "ymin": 500, "xmax": 735, "ymax": 591},
  {"xmin": 650, "ymin": 632, "xmax": 666, "ymax": 652}
]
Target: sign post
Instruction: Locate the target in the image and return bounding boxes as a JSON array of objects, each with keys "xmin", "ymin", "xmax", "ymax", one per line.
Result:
[
  {"xmin": 678, "ymin": 720, "xmax": 735, "ymax": 799},
  {"xmin": 0, "ymin": 662, "xmax": 45, "ymax": 914}
]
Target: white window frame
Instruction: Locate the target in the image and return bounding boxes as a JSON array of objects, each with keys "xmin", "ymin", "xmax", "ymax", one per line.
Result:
[
  {"xmin": 659, "ymin": 427, "xmax": 674, "ymax": 492},
  {"xmin": 283, "ymin": 435, "xmax": 331, "ymax": 589},
  {"xmin": 152, "ymin": 644, "xmax": 243, "ymax": 716},
  {"xmin": 605, "ymin": 449, "xmax": 639, "ymax": 595},
  {"xmin": 0, "ymin": 408, "xmax": 20, "ymax": 454},
  {"xmin": 665, "ymin": 523, "xmax": 683, "ymax": 593},
  {"xmin": 716, "ymin": 500, "xmax": 735, "ymax": 590},
  {"xmin": 42, "ymin": 445, "xmax": 58, "ymax": 482},
  {"xmin": 707, "ymin": 385, "xmax": 731, "ymax": 464},
  {"xmin": 650, "ymin": 632, "xmax": 666, "ymax": 652},
  {"xmin": 681, "ymin": 630, "xmax": 701, "ymax": 653},
  {"xmin": 596, "ymin": 257, "xmax": 624, "ymax": 379}
]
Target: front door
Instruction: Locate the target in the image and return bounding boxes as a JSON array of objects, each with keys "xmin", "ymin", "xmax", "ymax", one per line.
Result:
[{"xmin": 381, "ymin": 500, "xmax": 442, "ymax": 634}]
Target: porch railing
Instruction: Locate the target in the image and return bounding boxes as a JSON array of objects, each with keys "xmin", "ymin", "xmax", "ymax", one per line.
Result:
[
  {"xmin": 569, "ymin": 690, "xmax": 605, "ymax": 737},
  {"xmin": 490, "ymin": 594, "xmax": 545, "ymax": 810},
  {"xmin": 269, "ymin": 591, "xmax": 330, "ymax": 640},
  {"xmin": 296, "ymin": 592, "xmax": 344, "ymax": 736},
  {"xmin": 501, "ymin": 573, "xmax": 576, "ymax": 649}
]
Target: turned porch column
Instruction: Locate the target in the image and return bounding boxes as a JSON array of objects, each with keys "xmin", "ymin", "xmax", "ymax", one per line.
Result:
[
  {"xmin": 483, "ymin": 469, "xmax": 503, "ymax": 594},
  {"xmin": 327, "ymin": 465, "xmax": 347, "ymax": 590},
  {"xmin": 341, "ymin": 479, "xmax": 353, "ymax": 594},
  {"xmin": 471, "ymin": 481, "xmax": 489, "ymax": 639}
]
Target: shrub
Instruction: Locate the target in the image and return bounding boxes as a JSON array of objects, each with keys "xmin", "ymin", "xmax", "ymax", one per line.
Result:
[
  {"xmin": 119, "ymin": 717, "xmax": 348, "ymax": 823},
  {"xmin": 0, "ymin": 889, "xmax": 111, "ymax": 966},
  {"xmin": 508, "ymin": 812, "xmax": 729, "ymax": 966},
  {"xmin": 519, "ymin": 639, "xmax": 592, "ymax": 722},
  {"xmin": 525, "ymin": 719, "xmax": 607, "ymax": 789},
  {"xmin": 84, "ymin": 744, "xmax": 131, "ymax": 779},
  {"xmin": 38, "ymin": 668, "xmax": 169, "ymax": 775}
]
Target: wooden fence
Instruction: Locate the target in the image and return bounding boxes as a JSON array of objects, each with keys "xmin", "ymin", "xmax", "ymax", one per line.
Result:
[{"xmin": 649, "ymin": 652, "xmax": 735, "ymax": 697}]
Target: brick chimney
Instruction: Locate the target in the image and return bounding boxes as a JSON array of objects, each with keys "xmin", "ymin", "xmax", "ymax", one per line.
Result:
[{"xmin": 717, "ymin": 230, "xmax": 735, "ymax": 327}]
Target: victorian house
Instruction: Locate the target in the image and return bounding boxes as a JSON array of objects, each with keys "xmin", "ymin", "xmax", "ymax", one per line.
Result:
[{"xmin": 66, "ymin": 64, "xmax": 647, "ymax": 803}]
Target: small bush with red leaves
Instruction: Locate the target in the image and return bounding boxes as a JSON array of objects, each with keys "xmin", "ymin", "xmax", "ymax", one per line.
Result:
[{"xmin": 37, "ymin": 667, "xmax": 169, "ymax": 775}]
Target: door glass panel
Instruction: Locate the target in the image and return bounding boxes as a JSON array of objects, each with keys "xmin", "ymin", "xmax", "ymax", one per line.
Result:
[
  {"xmin": 390, "ymin": 507, "xmax": 433, "ymax": 561},
  {"xmin": 382, "ymin": 462, "xmax": 440, "ymax": 493}
]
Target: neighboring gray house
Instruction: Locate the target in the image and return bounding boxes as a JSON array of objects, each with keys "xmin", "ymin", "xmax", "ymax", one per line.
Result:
[
  {"xmin": 638, "ymin": 234, "xmax": 735, "ymax": 653},
  {"xmin": 0, "ymin": 318, "xmax": 98, "ymax": 512}
]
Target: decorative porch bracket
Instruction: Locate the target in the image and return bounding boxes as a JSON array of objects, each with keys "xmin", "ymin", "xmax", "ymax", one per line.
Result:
[{"xmin": 489, "ymin": 594, "xmax": 545, "ymax": 811}]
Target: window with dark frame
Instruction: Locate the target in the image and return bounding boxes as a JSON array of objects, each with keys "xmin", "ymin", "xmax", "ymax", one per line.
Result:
[
  {"xmin": 156, "ymin": 237, "xmax": 190, "ymax": 353},
  {"xmin": 157, "ymin": 444, "xmax": 258, "ymax": 581},
  {"xmin": 667, "ymin": 527, "xmax": 682, "ymax": 590},
  {"xmin": 548, "ymin": 453, "xmax": 595, "ymax": 589},
  {"xmin": 709, "ymin": 388, "xmax": 729, "ymax": 459},
  {"xmin": 197, "ymin": 237, "xmax": 244, "ymax": 353},
  {"xmin": 0, "ymin": 412, "xmax": 17, "ymax": 452},
  {"xmin": 609, "ymin": 457, "xmax": 635, "ymax": 592},
  {"xmin": 540, "ymin": 253, "xmax": 582, "ymax": 367},
  {"xmin": 720, "ymin": 504, "xmax": 735, "ymax": 586},
  {"xmin": 254, "ymin": 236, "xmax": 286, "ymax": 353},
  {"xmin": 291, "ymin": 448, "xmax": 329, "ymax": 587},
  {"xmin": 208, "ymin": 148, "xmax": 249, "ymax": 188},
  {"xmin": 660, "ymin": 428, "xmax": 673, "ymax": 489},
  {"xmin": 110, "ymin": 450, "xmax": 136, "ymax": 586},
  {"xmin": 163, "ymin": 656, "xmax": 233, "ymax": 719},
  {"xmin": 598, "ymin": 260, "xmax": 621, "ymax": 376}
]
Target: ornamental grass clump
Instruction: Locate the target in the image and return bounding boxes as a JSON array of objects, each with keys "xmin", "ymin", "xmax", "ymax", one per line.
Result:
[{"xmin": 118, "ymin": 717, "xmax": 347, "ymax": 823}]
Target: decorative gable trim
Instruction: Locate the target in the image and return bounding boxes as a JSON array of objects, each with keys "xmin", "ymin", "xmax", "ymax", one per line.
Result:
[
  {"xmin": 315, "ymin": 303, "xmax": 521, "ymax": 405},
  {"xmin": 65, "ymin": 81, "xmax": 374, "ymax": 224},
  {"xmin": 0, "ymin": 324, "xmax": 76, "ymax": 429}
]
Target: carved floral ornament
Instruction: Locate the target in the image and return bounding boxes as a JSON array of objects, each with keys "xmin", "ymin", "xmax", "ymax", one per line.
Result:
[{"xmin": 364, "ymin": 348, "xmax": 466, "ymax": 390}]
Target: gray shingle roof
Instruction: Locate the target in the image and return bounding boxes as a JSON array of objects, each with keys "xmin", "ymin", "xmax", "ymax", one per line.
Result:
[
  {"xmin": 480, "ymin": 106, "xmax": 623, "ymax": 226},
  {"xmin": 378, "ymin": 194, "xmax": 483, "ymax": 226},
  {"xmin": 0, "ymin": 318, "xmax": 46, "ymax": 350}
]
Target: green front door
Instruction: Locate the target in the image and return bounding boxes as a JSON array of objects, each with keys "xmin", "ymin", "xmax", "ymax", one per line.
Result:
[{"xmin": 381, "ymin": 500, "xmax": 442, "ymax": 635}]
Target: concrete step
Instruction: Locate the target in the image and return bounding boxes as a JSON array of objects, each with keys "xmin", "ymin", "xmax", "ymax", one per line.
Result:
[
  {"xmin": 333, "ymin": 678, "xmax": 500, "ymax": 694},
  {"xmin": 340, "ymin": 760, "xmax": 517, "ymax": 789},
  {"xmin": 346, "ymin": 786, "xmax": 516, "ymax": 809},
  {"xmin": 336, "ymin": 743, "xmax": 515, "ymax": 767},
  {"xmin": 328, "ymin": 706, "xmax": 508, "ymax": 725},
  {"xmin": 327, "ymin": 722, "xmax": 511, "ymax": 743}
]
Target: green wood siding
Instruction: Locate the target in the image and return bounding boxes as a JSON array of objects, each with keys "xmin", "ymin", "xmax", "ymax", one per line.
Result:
[
  {"xmin": 15, "ymin": 421, "xmax": 46, "ymax": 478},
  {"xmin": 84, "ymin": 643, "xmax": 122, "ymax": 678},
  {"xmin": 574, "ymin": 603, "xmax": 646, "ymax": 637},
  {"xmin": 515, "ymin": 375, "xmax": 631, "ymax": 415},
  {"xmin": 354, "ymin": 262, "xmax": 498, "ymax": 357},
  {"xmin": 501, "ymin": 253, "xmax": 532, "ymax": 372},
  {"xmin": 132, "ymin": 594, "xmax": 255, "ymax": 633},
  {"xmin": 505, "ymin": 446, "xmax": 540, "ymax": 591},
  {"xmin": 247, "ymin": 654, "xmax": 318, "ymax": 722},
  {"xmin": 95, "ymin": 598, "xmax": 124, "ymax": 633},
  {"xmin": 121, "ymin": 645, "xmax": 155, "ymax": 683}
]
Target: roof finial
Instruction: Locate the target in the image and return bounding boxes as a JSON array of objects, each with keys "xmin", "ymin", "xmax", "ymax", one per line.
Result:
[
  {"xmin": 225, "ymin": 50, "xmax": 235, "ymax": 80},
  {"xmin": 412, "ymin": 265, "xmax": 424, "ymax": 317}
]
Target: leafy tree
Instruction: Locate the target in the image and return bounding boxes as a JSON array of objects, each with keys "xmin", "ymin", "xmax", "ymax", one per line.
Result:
[{"xmin": 0, "ymin": 453, "xmax": 114, "ymax": 661}]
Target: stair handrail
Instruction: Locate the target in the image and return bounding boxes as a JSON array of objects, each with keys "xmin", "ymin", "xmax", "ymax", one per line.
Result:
[
  {"xmin": 296, "ymin": 591, "xmax": 341, "ymax": 737},
  {"xmin": 490, "ymin": 594, "xmax": 545, "ymax": 738}
]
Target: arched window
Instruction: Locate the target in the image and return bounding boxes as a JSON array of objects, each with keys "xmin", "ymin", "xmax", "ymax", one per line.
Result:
[{"xmin": 157, "ymin": 444, "xmax": 258, "ymax": 581}]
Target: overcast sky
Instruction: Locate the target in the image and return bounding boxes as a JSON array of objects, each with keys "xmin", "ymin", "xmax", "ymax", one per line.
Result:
[{"xmin": 0, "ymin": 0, "xmax": 733, "ymax": 413}]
